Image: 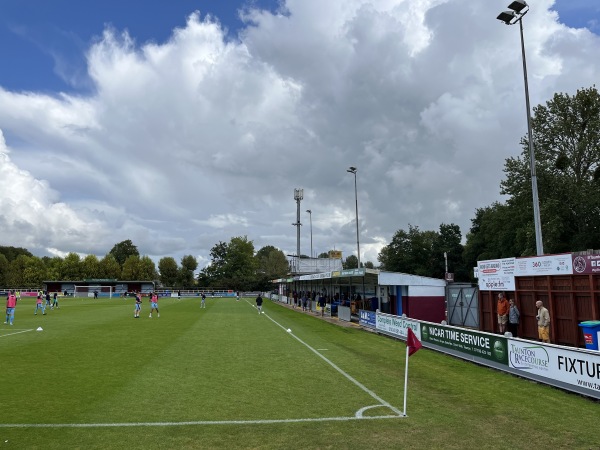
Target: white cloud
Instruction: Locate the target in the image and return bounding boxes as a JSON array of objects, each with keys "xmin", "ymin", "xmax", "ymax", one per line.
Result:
[{"xmin": 0, "ymin": 1, "xmax": 599, "ymax": 267}]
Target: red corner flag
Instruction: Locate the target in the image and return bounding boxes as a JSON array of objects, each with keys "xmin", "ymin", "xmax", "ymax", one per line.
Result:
[{"xmin": 406, "ymin": 327, "xmax": 422, "ymax": 357}]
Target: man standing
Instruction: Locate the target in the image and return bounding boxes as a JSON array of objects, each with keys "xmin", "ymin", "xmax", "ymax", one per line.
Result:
[
  {"xmin": 497, "ymin": 293, "xmax": 509, "ymax": 334},
  {"xmin": 134, "ymin": 292, "xmax": 142, "ymax": 318},
  {"xmin": 201, "ymin": 293, "xmax": 206, "ymax": 309},
  {"xmin": 5, "ymin": 290, "xmax": 17, "ymax": 325},
  {"xmin": 256, "ymin": 293, "xmax": 263, "ymax": 314},
  {"xmin": 536, "ymin": 301, "xmax": 551, "ymax": 343},
  {"xmin": 318, "ymin": 293, "xmax": 326, "ymax": 317},
  {"xmin": 53, "ymin": 292, "xmax": 59, "ymax": 309}
]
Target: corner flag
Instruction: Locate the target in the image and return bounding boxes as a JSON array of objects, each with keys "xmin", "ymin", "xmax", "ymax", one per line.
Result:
[
  {"xmin": 403, "ymin": 327, "xmax": 422, "ymax": 416},
  {"xmin": 407, "ymin": 327, "xmax": 422, "ymax": 357}
]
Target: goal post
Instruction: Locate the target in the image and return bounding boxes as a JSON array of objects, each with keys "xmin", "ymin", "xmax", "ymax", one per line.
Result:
[{"xmin": 73, "ymin": 285, "xmax": 113, "ymax": 299}]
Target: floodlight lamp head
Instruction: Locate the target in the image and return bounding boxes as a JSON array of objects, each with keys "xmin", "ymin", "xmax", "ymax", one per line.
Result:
[
  {"xmin": 347, "ymin": 166, "xmax": 357, "ymax": 174},
  {"xmin": 508, "ymin": 0, "xmax": 528, "ymax": 13},
  {"xmin": 306, "ymin": 209, "xmax": 311, "ymax": 214},
  {"xmin": 497, "ymin": 10, "xmax": 516, "ymax": 25}
]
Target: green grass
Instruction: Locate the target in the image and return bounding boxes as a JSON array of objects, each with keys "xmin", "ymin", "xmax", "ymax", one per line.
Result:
[{"xmin": 0, "ymin": 296, "xmax": 598, "ymax": 449}]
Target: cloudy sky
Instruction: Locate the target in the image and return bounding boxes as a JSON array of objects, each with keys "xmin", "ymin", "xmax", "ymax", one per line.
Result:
[{"xmin": 0, "ymin": 0, "xmax": 599, "ymax": 268}]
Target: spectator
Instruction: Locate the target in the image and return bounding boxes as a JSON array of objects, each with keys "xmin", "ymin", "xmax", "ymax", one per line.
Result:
[
  {"xmin": 497, "ymin": 293, "xmax": 509, "ymax": 334},
  {"xmin": 507, "ymin": 298, "xmax": 520, "ymax": 337},
  {"xmin": 536, "ymin": 301, "xmax": 551, "ymax": 343},
  {"xmin": 318, "ymin": 293, "xmax": 326, "ymax": 317}
]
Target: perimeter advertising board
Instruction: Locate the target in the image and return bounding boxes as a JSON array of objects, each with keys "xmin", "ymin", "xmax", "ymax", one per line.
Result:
[
  {"xmin": 359, "ymin": 310, "xmax": 377, "ymax": 328},
  {"xmin": 376, "ymin": 313, "xmax": 420, "ymax": 339},
  {"xmin": 477, "ymin": 258, "xmax": 515, "ymax": 291},
  {"xmin": 420, "ymin": 323, "xmax": 508, "ymax": 365},
  {"xmin": 508, "ymin": 340, "xmax": 600, "ymax": 397},
  {"xmin": 514, "ymin": 253, "xmax": 573, "ymax": 276},
  {"xmin": 572, "ymin": 254, "xmax": 600, "ymax": 275}
]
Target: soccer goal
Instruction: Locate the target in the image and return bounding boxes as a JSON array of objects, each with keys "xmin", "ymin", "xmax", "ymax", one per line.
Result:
[{"xmin": 73, "ymin": 285, "xmax": 113, "ymax": 299}]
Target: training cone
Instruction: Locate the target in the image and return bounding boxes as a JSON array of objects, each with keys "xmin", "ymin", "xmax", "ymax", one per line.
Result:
[{"xmin": 36, "ymin": 327, "xmax": 43, "ymax": 331}]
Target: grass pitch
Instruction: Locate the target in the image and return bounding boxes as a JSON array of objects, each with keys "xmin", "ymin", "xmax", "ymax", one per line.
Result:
[{"xmin": 0, "ymin": 295, "xmax": 598, "ymax": 449}]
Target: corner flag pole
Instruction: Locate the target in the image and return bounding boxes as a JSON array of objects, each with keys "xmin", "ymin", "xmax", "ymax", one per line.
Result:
[
  {"xmin": 403, "ymin": 345, "xmax": 409, "ymax": 416},
  {"xmin": 403, "ymin": 327, "xmax": 422, "ymax": 416}
]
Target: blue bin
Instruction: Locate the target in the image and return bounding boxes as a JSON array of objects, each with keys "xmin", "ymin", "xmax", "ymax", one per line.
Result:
[{"xmin": 578, "ymin": 321, "xmax": 600, "ymax": 351}]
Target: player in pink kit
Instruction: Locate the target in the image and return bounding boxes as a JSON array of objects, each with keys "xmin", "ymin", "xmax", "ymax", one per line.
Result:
[
  {"xmin": 5, "ymin": 290, "xmax": 17, "ymax": 325},
  {"xmin": 34, "ymin": 294, "xmax": 46, "ymax": 315},
  {"xmin": 149, "ymin": 292, "xmax": 160, "ymax": 318}
]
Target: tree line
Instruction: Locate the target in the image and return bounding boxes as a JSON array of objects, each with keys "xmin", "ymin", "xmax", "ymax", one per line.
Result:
[
  {"xmin": 2, "ymin": 86, "xmax": 599, "ymax": 286},
  {"xmin": 0, "ymin": 238, "xmax": 290, "ymax": 292}
]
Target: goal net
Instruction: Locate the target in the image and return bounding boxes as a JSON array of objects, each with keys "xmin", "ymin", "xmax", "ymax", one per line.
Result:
[{"xmin": 73, "ymin": 285, "xmax": 113, "ymax": 299}]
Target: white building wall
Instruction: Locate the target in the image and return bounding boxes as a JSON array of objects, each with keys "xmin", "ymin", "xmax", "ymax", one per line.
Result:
[
  {"xmin": 408, "ymin": 285, "xmax": 445, "ymax": 297},
  {"xmin": 378, "ymin": 271, "xmax": 446, "ymax": 287}
]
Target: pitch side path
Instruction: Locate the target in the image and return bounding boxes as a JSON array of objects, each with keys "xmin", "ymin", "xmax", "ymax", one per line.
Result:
[{"xmin": 0, "ymin": 297, "xmax": 403, "ymax": 432}]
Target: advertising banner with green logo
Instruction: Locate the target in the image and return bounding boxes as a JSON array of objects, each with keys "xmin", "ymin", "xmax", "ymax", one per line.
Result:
[
  {"xmin": 508, "ymin": 340, "xmax": 600, "ymax": 398},
  {"xmin": 420, "ymin": 323, "xmax": 508, "ymax": 365}
]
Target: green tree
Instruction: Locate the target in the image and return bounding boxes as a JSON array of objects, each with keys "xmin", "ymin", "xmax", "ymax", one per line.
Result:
[
  {"xmin": 6, "ymin": 255, "xmax": 28, "ymax": 286},
  {"xmin": 431, "ymin": 223, "xmax": 469, "ymax": 281},
  {"xmin": 199, "ymin": 236, "xmax": 257, "ymax": 290},
  {"xmin": 0, "ymin": 246, "xmax": 33, "ymax": 262},
  {"xmin": 44, "ymin": 256, "xmax": 63, "ymax": 281},
  {"xmin": 177, "ymin": 255, "xmax": 197, "ymax": 287},
  {"xmin": 0, "ymin": 254, "xmax": 8, "ymax": 286},
  {"xmin": 108, "ymin": 240, "xmax": 139, "ymax": 267},
  {"xmin": 61, "ymin": 253, "xmax": 82, "ymax": 280},
  {"xmin": 255, "ymin": 245, "xmax": 289, "ymax": 289},
  {"xmin": 177, "ymin": 267, "xmax": 195, "ymax": 288},
  {"xmin": 121, "ymin": 255, "xmax": 141, "ymax": 280},
  {"xmin": 378, "ymin": 225, "xmax": 438, "ymax": 277},
  {"xmin": 99, "ymin": 254, "xmax": 121, "ymax": 279},
  {"xmin": 198, "ymin": 241, "xmax": 229, "ymax": 287},
  {"xmin": 138, "ymin": 256, "xmax": 158, "ymax": 280},
  {"xmin": 23, "ymin": 256, "xmax": 47, "ymax": 286},
  {"xmin": 121, "ymin": 255, "xmax": 157, "ymax": 280},
  {"xmin": 344, "ymin": 255, "xmax": 359, "ymax": 269},
  {"xmin": 158, "ymin": 257, "xmax": 179, "ymax": 287},
  {"xmin": 81, "ymin": 254, "xmax": 101, "ymax": 279}
]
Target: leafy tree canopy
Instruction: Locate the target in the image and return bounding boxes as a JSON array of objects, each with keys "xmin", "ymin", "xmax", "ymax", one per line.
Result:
[{"xmin": 109, "ymin": 240, "xmax": 139, "ymax": 267}]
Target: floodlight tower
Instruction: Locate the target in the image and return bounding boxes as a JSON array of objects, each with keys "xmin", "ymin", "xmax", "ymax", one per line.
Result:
[
  {"xmin": 497, "ymin": 0, "xmax": 544, "ymax": 255},
  {"xmin": 347, "ymin": 166, "xmax": 360, "ymax": 268},
  {"xmin": 293, "ymin": 189, "xmax": 303, "ymax": 261}
]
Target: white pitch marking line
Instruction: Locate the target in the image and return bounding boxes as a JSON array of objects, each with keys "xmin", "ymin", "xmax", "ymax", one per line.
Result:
[
  {"xmin": 0, "ymin": 329, "xmax": 34, "ymax": 338},
  {"xmin": 0, "ymin": 415, "xmax": 404, "ymax": 429},
  {"xmin": 257, "ymin": 304, "xmax": 403, "ymax": 417}
]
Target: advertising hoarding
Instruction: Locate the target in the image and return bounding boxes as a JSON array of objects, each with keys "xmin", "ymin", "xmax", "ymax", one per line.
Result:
[{"xmin": 508, "ymin": 340, "xmax": 600, "ymax": 397}]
